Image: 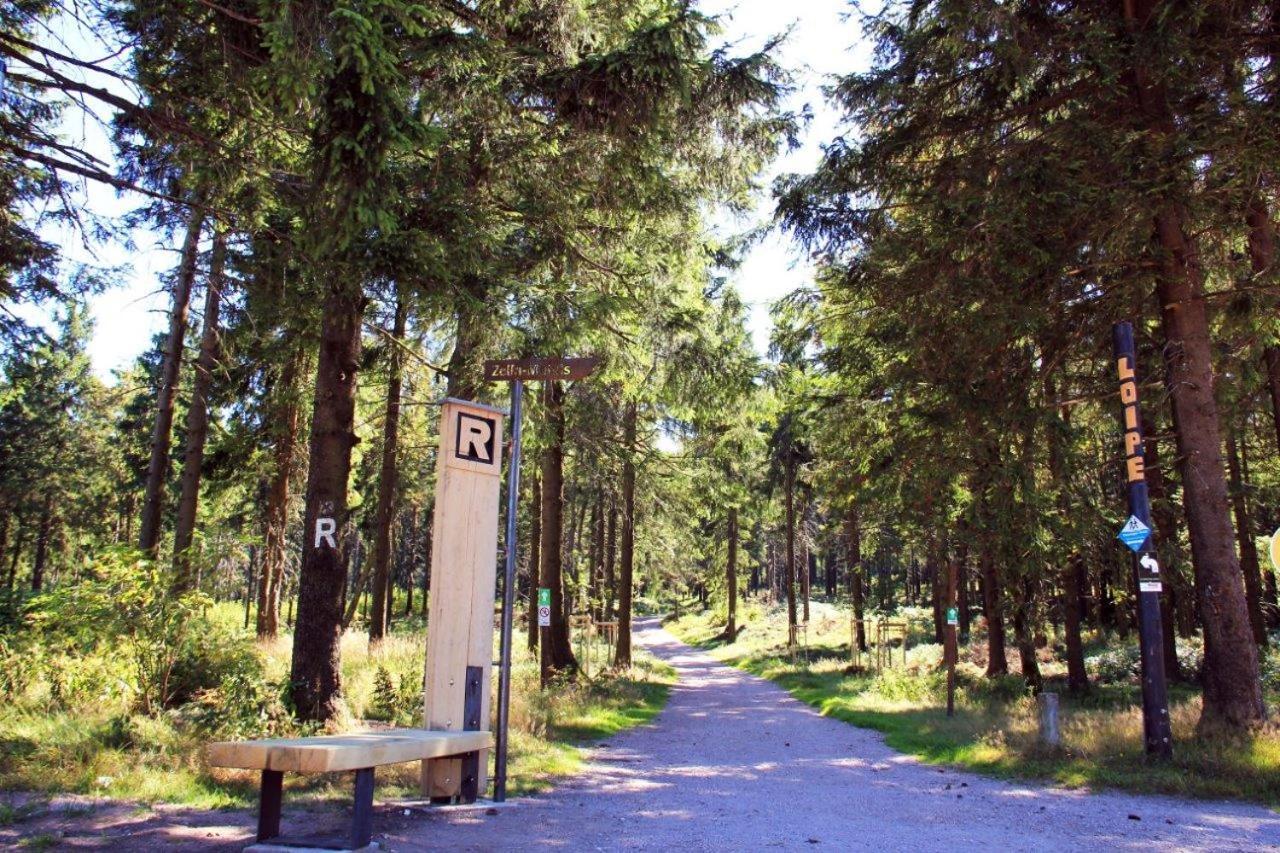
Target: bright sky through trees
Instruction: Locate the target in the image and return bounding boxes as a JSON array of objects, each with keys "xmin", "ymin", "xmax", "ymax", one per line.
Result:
[{"xmin": 37, "ymin": 1, "xmax": 866, "ymax": 378}]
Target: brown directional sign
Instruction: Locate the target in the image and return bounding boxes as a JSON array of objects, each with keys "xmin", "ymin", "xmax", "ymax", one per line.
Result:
[{"xmin": 484, "ymin": 357, "xmax": 600, "ymax": 382}]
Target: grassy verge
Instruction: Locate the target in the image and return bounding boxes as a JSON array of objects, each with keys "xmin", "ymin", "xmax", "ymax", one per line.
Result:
[
  {"xmin": 0, "ymin": 615, "xmax": 673, "ymax": 812},
  {"xmin": 668, "ymin": 601, "xmax": 1280, "ymax": 807}
]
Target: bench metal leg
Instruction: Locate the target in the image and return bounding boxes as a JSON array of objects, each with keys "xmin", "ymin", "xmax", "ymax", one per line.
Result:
[
  {"xmin": 351, "ymin": 767, "xmax": 375, "ymax": 849},
  {"xmin": 258, "ymin": 769, "xmax": 283, "ymax": 841}
]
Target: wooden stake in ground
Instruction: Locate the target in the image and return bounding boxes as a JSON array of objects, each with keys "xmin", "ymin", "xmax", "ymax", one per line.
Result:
[{"xmin": 421, "ymin": 398, "xmax": 504, "ymax": 800}]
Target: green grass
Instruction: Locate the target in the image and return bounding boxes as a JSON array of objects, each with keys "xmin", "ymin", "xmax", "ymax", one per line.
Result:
[
  {"xmin": 669, "ymin": 600, "xmax": 1280, "ymax": 807},
  {"xmin": 0, "ymin": 618, "xmax": 673, "ymax": 811}
]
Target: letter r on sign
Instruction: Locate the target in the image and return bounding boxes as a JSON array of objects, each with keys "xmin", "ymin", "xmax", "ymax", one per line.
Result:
[
  {"xmin": 315, "ymin": 517, "xmax": 337, "ymax": 549},
  {"xmin": 456, "ymin": 413, "xmax": 496, "ymax": 464}
]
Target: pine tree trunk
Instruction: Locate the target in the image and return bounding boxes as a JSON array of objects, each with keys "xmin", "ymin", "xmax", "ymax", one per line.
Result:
[
  {"xmin": 527, "ymin": 476, "xmax": 541, "ymax": 652},
  {"xmin": 957, "ymin": 538, "xmax": 971, "ymax": 642},
  {"xmin": 257, "ymin": 349, "xmax": 303, "ymax": 639},
  {"xmin": 605, "ymin": 498, "xmax": 617, "ymax": 621},
  {"xmin": 404, "ymin": 507, "xmax": 417, "ymax": 617},
  {"xmin": 1013, "ymin": 580, "xmax": 1041, "ymax": 693},
  {"xmin": 172, "ymin": 230, "xmax": 226, "ymax": 589},
  {"xmin": 590, "ymin": 493, "xmax": 604, "ymax": 621},
  {"xmin": 846, "ymin": 504, "xmax": 866, "ymax": 651},
  {"xmin": 980, "ymin": 525, "xmax": 1008, "ymax": 677},
  {"xmin": 725, "ymin": 506, "xmax": 738, "ymax": 638},
  {"xmin": 445, "ymin": 275, "xmax": 491, "ymax": 401},
  {"xmin": 1144, "ymin": 433, "xmax": 1185, "ymax": 678},
  {"xmin": 784, "ymin": 458, "xmax": 798, "ymax": 631},
  {"xmin": 1064, "ymin": 552, "xmax": 1089, "ymax": 692},
  {"xmin": 420, "ymin": 505, "xmax": 432, "ymax": 618},
  {"xmin": 614, "ymin": 401, "xmax": 637, "ymax": 669},
  {"xmin": 929, "ymin": 537, "xmax": 944, "ymax": 644},
  {"xmin": 1121, "ymin": 0, "xmax": 1264, "ymax": 728},
  {"xmin": 540, "ymin": 381, "xmax": 578, "ymax": 683},
  {"xmin": 368, "ymin": 294, "xmax": 407, "ymax": 644},
  {"xmin": 1226, "ymin": 428, "xmax": 1267, "ymax": 646},
  {"xmin": 32, "ymin": 496, "xmax": 52, "ymax": 592},
  {"xmin": 289, "ymin": 284, "xmax": 364, "ymax": 722},
  {"xmin": 139, "ymin": 205, "xmax": 205, "ymax": 556}
]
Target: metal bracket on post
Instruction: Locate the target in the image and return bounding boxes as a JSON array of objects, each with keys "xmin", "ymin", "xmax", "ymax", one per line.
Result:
[{"xmin": 459, "ymin": 665, "xmax": 483, "ymax": 804}]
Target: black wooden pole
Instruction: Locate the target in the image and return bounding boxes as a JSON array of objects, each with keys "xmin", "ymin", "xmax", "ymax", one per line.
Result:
[{"xmin": 1112, "ymin": 322, "xmax": 1173, "ymax": 759}]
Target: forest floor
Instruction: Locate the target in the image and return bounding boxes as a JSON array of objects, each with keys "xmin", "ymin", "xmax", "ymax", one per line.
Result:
[{"xmin": 6, "ymin": 616, "xmax": 1278, "ymax": 850}]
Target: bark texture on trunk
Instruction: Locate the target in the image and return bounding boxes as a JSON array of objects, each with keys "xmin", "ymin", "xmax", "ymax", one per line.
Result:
[
  {"xmin": 1226, "ymin": 429, "xmax": 1267, "ymax": 646},
  {"xmin": 257, "ymin": 350, "xmax": 304, "ymax": 639},
  {"xmin": 784, "ymin": 459, "xmax": 798, "ymax": 630},
  {"xmin": 1145, "ymin": 433, "xmax": 1185, "ymax": 678},
  {"xmin": 32, "ymin": 496, "xmax": 52, "ymax": 592},
  {"xmin": 614, "ymin": 401, "xmax": 637, "ymax": 669},
  {"xmin": 540, "ymin": 381, "xmax": 578, "ymax": 682},
  {"xmin": 289, "ymin": 284, "xmax": 364, "ymax": 722},
  {"xmin": 139, "ymin": 205, "xmax": 205, "ymax": 556},
  {"xmin": 980, "ymin": 525, "xmax": 1008, "ymax": 677},
  {"xmin": 368, "ymin": 295, "xmax": 407, "ymax": 644},
  {"xmin": 172, "ymin": 230, "xmax": 226, "ymax": 589},
  {"xmin": 1064, "ymin": 552, "xmax": 1089, "ymax": 692},
  {"xmin": 1121, "ymin": 0, "xmax": 1265, "ymax": 729},
  {"xmin": 846, "ymin": 504, "xmax": 866, "ymax": 651},
  {"xmin": 527, "ymin": 476, "xmax": 541, "ymax": 652},
  {"xmin": 1013, "ymin": 581, "xmax": 1041, "ymax": 693},
  {"xmin": 725, "ymin": 506, "xmax": 738, "ymax": 638}
]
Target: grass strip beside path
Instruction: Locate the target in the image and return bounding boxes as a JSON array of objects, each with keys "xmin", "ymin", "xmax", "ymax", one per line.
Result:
[{"xmin": 668, "ymin": 605, "xmax": 1280, "ymax": 808}]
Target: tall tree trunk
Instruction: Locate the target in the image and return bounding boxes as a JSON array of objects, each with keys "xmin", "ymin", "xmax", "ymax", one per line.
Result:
[
  {"xmin": 1226, "ymin": 428, "xmax": 1267, "ymax": 646},
  {"xmin": 980, "ymin": 524, "xmax": 1008, "ymax": 677},
  {"xmin": 257, "ymin": 349, "xmax": 304, "ymax": 639},
  {"xmin": 288, "ymin": 284, "xmax": 364, "ymax": 722},
  {"xmin": 368, "ymin": 294, "xmax": 407, "ymax": 644},
  {"xmin": 172, "ymin": 230, "xmax": 226, "ymax": 589},
  {"xmin": 1064, "ymin": 552, "xmax": 1089, "ymax": 692},
  {"xmin": 1013, "ymin": 580, "xmax": 1041, "ymax": 693},
  {"xmin": 724, "ymin": 506, "xmax": 738, "ymax": 638},
  {"xmin": 605, "ymin": 498, "xmax": 617, "ymax": 621},
  {"xmin": 590, "ymin": 493, "xmax": 604, "ymax": 621},
  {"xmin": 784, "ymin": 457, "xmax": 798, "ymax": 630},
  {"xmin": 403, "ymin": 507, "xmax": 417, "ymax": 617},
  {"xmin": 31, "ymin": 496, "xmax": 52, "ymax": 592},
  {"xmin": 540, "ymin": 381, "xmax": 578, "ymax": 683},
  {"xmin": 1144, "ymin": 433, "xmax": 1186, "ymax": 678},
  {"xmin": 527, "ymin": 476, "xmax": 541, "ymax": 652},
  {"xmin": 957, "ymin": 538, "xmax": 971, "ymax": 642},
  {"xmin": 1121, "ymin": 0, "xmax": 1265, "ymax": 728},
  {"xmin": 929, "ymin": 536, "xmax": 944, "ymax": 644},
  {"xmin": 445, "ymin": 275, "xmax": 492, "ymax": 401},
  {"xmin": 420, "ymin": 503, "xmax": 432, "ymax": 618},
  {"xmin": 845, "ymin": 504, "xmax": 866, "ymax": 651},
  {"xmin": 614, "ymin": 401, "xmax": 637, "ymax": 668},
  {"xmin": 139, "ymin": 205, "xmax": 206, "ymax": 556}
]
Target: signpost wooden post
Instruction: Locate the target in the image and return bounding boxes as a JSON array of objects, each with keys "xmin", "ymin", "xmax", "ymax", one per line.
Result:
[
  {"xmin": 421, "ymin": 398, "xmax": 506, "ymax": 801},
  {"xmin": 1112, "ymin": 322, "xmax": 1173, "ymax": 760},
  {"xmin": 485, "ymin": 356, "xmax": 598, "ymax": 802}
]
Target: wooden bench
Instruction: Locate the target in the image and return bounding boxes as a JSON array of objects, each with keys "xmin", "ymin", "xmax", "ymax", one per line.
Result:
[{"xmin": 208, "ymin": 729, "xmax": 492, "ymax": 850}]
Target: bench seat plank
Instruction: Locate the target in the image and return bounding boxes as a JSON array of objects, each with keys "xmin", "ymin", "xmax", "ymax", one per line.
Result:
[{"xmin": 208, "ymin": 729, "xmax": 493, "ymax": 773}]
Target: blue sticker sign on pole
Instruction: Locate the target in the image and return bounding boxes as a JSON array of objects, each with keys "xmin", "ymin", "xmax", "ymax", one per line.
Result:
[{"xmin": 1117, "ymin": 515, "xmax": 1151, "ymax": 552}]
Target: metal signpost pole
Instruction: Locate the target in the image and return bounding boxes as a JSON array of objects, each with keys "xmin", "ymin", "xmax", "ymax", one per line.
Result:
[
  {"xmin": 1112, "ymin": 322, "xmax": 1173, "ymax": 759},
  {"xmin": 493, "ymin": 380, "xmax": 524, "ymax": 801}
]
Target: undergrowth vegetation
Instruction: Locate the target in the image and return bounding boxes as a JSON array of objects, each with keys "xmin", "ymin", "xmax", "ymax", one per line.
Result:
[
  {"xmin": 0, "ymin": 552, "xmax": 672, "ymax": 809},
  {"xmin": 669, "ymin": 599, "xmax": 1280, "ymax": 806}
]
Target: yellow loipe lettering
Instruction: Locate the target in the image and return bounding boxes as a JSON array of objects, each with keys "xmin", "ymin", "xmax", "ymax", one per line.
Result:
[
  {"xmin": 1127, "ymin": 455, "xmax": 1145, "ymax": 482},
  {"xmin": 1120, "ymin": 380, "xmax": 1137, "ymax": 405},
  {"xmin": 1125, "ymin": 431, "xmax": 1142, "ymax": 456},
  {"xmin": 1124, "ymin": 405, "xmax": 1139, "ymax": 430}
]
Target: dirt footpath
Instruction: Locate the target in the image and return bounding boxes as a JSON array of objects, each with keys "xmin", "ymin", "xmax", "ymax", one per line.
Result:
[{"xmin": 5, "ymin": 616, "xmax": 1279, "ymax": 851}]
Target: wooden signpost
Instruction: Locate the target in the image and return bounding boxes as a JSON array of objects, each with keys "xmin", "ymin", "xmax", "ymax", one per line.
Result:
[
  {"xmin": 422, "ymin": 398, "xmax": 505, "ymax": 801},
  {"xmin": 1111, "ymin": 322, "xmax": 1173, "ymax": 760},
  {"xmin": 484, "ymin": 356, "xmax": 598, "ymax": 802}
]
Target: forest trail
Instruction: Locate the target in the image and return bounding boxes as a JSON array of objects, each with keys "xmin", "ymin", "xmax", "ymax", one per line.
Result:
[
  {"xmin": 388, "ymin": 616, "xmax": 1280, "ymax": 851},
  {"xmin": 9, "ymin": 617, "xmax": 1277, "ymax": 851}
]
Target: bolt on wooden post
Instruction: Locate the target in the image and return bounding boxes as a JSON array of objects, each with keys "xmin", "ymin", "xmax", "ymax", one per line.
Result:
[{"xmin": 421, "ymin": 399, "xmax": 505, "ymax": 800}]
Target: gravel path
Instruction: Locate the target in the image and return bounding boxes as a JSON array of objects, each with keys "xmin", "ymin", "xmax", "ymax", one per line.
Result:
[
  {"xmin": 384, "ymin": 616, "xmax": 1280, "ymax": 851},
  {"xmin": 7, "ymin": 617, "xmax": 1276, "ymax": 850}
]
